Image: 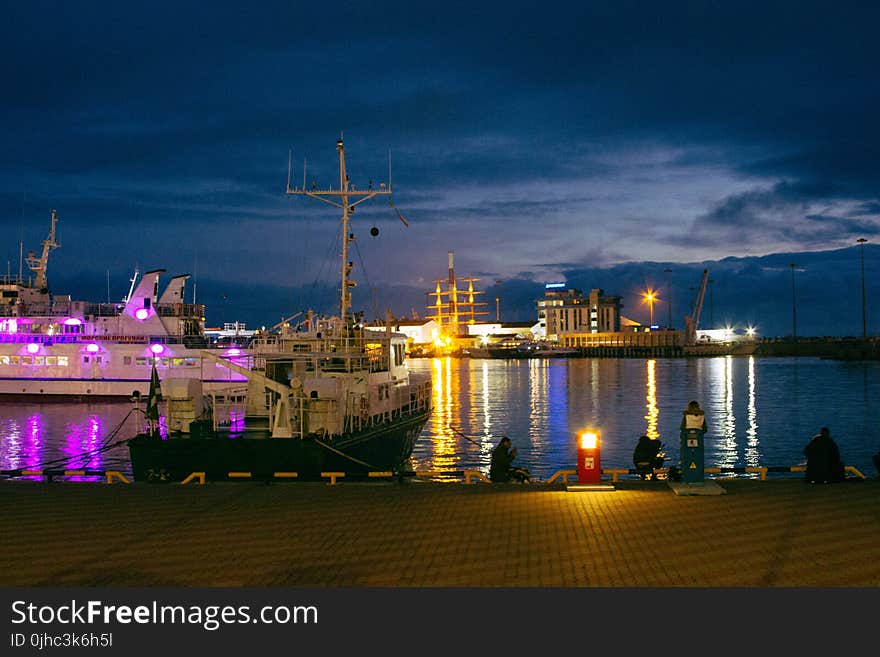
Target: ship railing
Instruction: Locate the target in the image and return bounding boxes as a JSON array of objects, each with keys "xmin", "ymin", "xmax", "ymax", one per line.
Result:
[
  {"xmin": 76, "ymin": 302, "xmax": 205, "ymax": 319},
  {"xmin": 345, "ymin": 376, "xmax": 433, "ymax": 433},
  {"xmin": 543, "ymin": 464, "xmax": 868, "ymax": 483},
  {"xmin": 0, "ymin": 463, "xmax": 868, "ymax": 485}
]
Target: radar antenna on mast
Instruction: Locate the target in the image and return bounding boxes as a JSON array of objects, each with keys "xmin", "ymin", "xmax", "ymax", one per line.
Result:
[{"xmin": 285, "ymin": 138, "xmax": 394, "ymax": 321}]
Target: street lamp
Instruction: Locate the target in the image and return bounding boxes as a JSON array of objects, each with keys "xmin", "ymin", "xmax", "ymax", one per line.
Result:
[
  {"xmin": 664, "ymin": 268, "xmax": 672, "ymax": 328},
  {"xmin": 642, "ymin": 289, "xmax": 657, "ymax": 327},
  {"xmin": 789, "ymin": 263, "xmax": 798, "ymax": 341},
  {"xmin": 857, "ymin": 238, "xmax": 868, "ymax": 338}
]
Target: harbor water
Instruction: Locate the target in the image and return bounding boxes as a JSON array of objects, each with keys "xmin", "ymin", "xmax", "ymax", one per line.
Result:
[
  {"xmin": 407, "ymin": 356, "xmax": 880, "ymax": 480},
  {"xmin": 1, "ymin": 356, "xmax": 879, "ymax": 481}
]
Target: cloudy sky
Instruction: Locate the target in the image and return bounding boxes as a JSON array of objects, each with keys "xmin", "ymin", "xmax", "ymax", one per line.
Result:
[{"xmin": 2, "ymin": 1, "xmax": 878, "ymax": 334}]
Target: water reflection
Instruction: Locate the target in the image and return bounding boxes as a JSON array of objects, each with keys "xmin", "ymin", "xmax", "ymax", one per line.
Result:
[
  {"xmin": 481, "ymin": 360, "xmax": 491, "ymax": 440},
  {"xmin": 644, "ymin": 359, "xmax": 659, "ymax": 440},
  {"xmin": 0, "ymin": 418, "xmax": 20, "ymax": 471},
  {"xmin": 715, "ymin": 356, "xmax": 737, "ymax": 468},
  {"xmin": 3, "ymin": 357, "xmax": 878, "ymax": 480},
  {"xmin": 745, "ymin": 356, "xmax": 759, "ymax": 466},
  {"xmin": 27, "ymin": 414, "xmax": 43, "ymax": 469},
  {"xmin": 429, "ymin": 357, "xmax": 458, "ymax": 469},
  {"xmin": 527, "ymin": 360, "xmax": 543, "ymax": 441}
]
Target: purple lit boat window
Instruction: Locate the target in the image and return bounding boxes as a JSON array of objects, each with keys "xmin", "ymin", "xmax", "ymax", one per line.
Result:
[
  {"xmin": 135, "ymin": 308, "xmax": 150, "ymax": 320},
  {"xmin": 225, "ymin": 348, "xmax": 241, "ymax": 356},
  {"xmin": 26, "ymin": 343, "xmax": 40, "ymax": 354},
  {"xmin": 63, "ymin": 317, "xmax": 83, "ymax": 326},
  {"xmin": 86, "ymin": 343, "xmax": 100, "ymax": 353},
  {"xmin": 150, "ymin": 344, "xmax": 165, "ymax": 355}
]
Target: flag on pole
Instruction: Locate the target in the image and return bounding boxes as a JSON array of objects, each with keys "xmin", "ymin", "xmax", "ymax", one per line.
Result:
[
  {"xmin": 145, "ymin": 361, "xmax": 162, "ymax": 427},
  {"xmin": 395, "ymin": 208, "xmax": 409, "ymax": 227}
]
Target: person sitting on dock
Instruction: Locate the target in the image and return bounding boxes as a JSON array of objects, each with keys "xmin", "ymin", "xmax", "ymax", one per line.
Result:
[
  {"xmin": 803, "ymin": 427, "xmax": 845, "ymax": 483},
  {"xmin": 632, "ymin": 435, "xmax": 664, "ymax": 480},
  {"xmin": 489, "ymin": 436, "xmax": 530, "ymax": 483}
]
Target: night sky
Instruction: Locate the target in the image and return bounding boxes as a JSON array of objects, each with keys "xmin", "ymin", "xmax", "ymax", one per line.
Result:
[{"xmin": 2, "ymin": 1, "xmax": 878, "ymax": 336}]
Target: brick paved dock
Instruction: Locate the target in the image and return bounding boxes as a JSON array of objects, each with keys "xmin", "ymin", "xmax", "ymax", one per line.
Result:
[{"xmin": 2, "ymin": 479, "xmax": 878, "ymax": 587}]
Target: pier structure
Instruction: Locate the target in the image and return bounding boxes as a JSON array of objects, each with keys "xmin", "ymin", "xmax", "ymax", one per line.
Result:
[
  {"xmin": 560, "ymin": 328, "xmax": 685, "ymax": 357},
  {"xmin": 1, "ymin": 477, "xmax": 877, "ymax": 587}
]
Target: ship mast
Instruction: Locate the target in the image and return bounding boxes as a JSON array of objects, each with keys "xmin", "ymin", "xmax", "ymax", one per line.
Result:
[
  {"xmin": 25, "ymin": 209, "xmax": 60, "ymax": 290},
  {"xmin": 286, "ymin": 138, "xmax": 392, "ymax": 321}
]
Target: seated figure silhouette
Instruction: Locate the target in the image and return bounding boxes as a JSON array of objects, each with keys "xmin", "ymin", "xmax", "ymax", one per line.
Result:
[
  {"xmin": 803, "ymin": 427, "xmax": 845, "ymax": 483},
  {"xmin": 632, "ymin": 435, "xmax": 664, "ymax": 480}
]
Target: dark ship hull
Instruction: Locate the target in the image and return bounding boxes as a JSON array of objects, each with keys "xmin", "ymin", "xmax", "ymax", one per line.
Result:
[{"xmin": 128, "ymin": 409, "xmax": 431, "ymax": 482}]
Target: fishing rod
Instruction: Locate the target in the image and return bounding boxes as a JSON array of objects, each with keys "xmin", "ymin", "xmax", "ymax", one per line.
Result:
[{"xmin": 447, "ymin": 424, "xmax": 492, "ymax": 447}]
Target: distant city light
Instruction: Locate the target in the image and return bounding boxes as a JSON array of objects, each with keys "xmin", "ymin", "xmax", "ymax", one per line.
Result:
[
  {"xmin": 150, "ymin": 344, "xmax": 165, "ymax": 355},
  {"xmin": 545, "ymin": 282, "xmax": 566, "ymax": 289},
  {"xmin": 135, "ymin": 308, "xmax": 150, "ymax": 320}
]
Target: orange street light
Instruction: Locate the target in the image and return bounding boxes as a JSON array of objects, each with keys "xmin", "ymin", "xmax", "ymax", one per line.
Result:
[{"xmin": 642, "ymin": 290, "xmax": 658, "ymax": 327}]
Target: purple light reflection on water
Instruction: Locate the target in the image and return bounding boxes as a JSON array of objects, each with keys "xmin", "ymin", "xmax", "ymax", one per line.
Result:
[
  {"xmin": 63, "ymin": 414, "xmax": 103, "ymax": 470},
  {"xmin": 26, "ymin": 414, "xmax": 43, "ymax": 469},
  {"xmin": 0, "ymin": 414, "xmax": 45, "ymax": 478},
  {"xmin": 0, "ymin": 403, "xmax": 135, "ymax": 478}
]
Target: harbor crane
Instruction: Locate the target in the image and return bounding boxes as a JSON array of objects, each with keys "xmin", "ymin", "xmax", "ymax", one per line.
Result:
[
  {"xmin": 684, "ymin": 269, "xmax": 709, "ymax": 346},
  {"xmin": 25, "ymin": 209, "xmax": 60, "ymax": 291}
]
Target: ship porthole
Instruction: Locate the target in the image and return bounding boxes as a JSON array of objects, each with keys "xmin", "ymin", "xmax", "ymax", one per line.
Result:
[{"xmin": 40, "ymin": 389, "xmax": 44, "ymax": 394}]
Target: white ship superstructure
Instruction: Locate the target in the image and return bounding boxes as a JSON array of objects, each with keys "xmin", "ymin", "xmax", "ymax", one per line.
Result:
[{"xmin": 0, "ymin": 210, "xmax": 249, "ymax": 398}]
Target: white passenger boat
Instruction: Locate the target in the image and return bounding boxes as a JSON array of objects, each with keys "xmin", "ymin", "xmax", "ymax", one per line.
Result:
[{"xmin": 0, "ymin": 210, "xmax": 250, "ymax": 399}]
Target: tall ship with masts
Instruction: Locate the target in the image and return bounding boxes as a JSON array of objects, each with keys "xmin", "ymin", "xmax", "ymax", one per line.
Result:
[
  {"xmin": 128, "ymin": 138, "xmax": 433, "ymax": 481},
  {"xmin": 0, "ymin": 210, "xmax": 249, "ymax": 398}
]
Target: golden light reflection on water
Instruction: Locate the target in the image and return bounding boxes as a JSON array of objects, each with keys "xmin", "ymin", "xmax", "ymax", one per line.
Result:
[
  {"xmin": 481, "ymin": 360, "xmax": 491, "ymax": 439},
  {"xmin": 430, "ymin": 357, "xmax": 458, "ymax": 469},
  {"xmin": 644, "ymin": 359, "xmax": 659, "ymax": 440}
]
